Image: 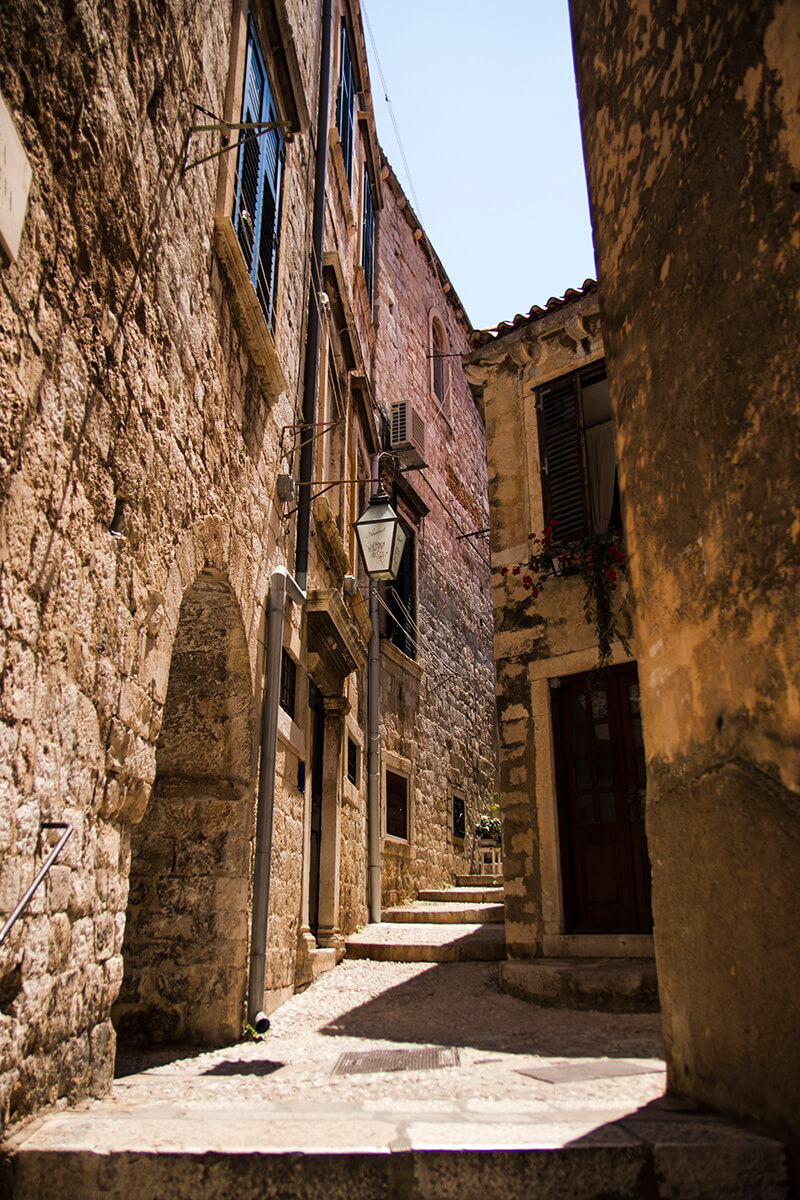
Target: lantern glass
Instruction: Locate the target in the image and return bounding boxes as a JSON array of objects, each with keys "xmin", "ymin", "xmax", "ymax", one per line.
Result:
[{"xmin": 353, "ymin": 491, "xmax": 407, "ymax": 581}]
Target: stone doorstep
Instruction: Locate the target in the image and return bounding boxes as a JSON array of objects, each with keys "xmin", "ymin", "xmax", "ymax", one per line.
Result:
[
  {"xmin": 381, "ymin": 902, "xmax": 505, "ymax": 924},
  {"xmin": 4, "ymin": 1130, "xmax": 791, "ymax": 1200},
  {"xmin": 500, "ymin": 958, "xmax": 660, "ymax": 1014}
]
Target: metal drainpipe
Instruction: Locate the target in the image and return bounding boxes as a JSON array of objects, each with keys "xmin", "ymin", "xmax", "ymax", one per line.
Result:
[
  {"xmin": 367, "ymin": 577, "xmax": 381, "ymax": 922},
  {"xmin": 367, "ymin": 450, "xmax": 382, "ymax": 923},
  {"xmin": 294, "ymin": 0, "xmax": 332, "ymax": 590},
  {"xmin": 248, "ymin": 565, "xmax": 306, "ymax": 1028}
]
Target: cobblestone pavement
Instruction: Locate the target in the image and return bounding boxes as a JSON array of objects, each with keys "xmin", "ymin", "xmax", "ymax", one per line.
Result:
[{"xmin": 11, "ymin": 960, "xmax": 668, "ymax": 1154}]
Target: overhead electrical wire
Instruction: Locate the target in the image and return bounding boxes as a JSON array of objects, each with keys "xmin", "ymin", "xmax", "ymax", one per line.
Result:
[{"xmin": 361, "ymin": 3, "xmax": 425, "ymax": 223}]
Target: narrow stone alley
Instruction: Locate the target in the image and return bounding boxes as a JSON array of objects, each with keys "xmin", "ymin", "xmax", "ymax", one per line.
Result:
[{"xmin": 3, "ymin": 958, "xmax": 789, "ymax": 1198}]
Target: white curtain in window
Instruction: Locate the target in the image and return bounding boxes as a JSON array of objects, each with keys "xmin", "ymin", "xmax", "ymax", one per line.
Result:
[{"xmin": 586, "ymin": 421, "xmax": 616, "ymax": 532}]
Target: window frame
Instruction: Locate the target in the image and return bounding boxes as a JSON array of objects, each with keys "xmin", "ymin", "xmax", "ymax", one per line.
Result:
[
  {"xmin": 361, "ymin": 164, "xmax": 375, "ymax": 308},
  {"xmin": 385, "ymin": 767, "xmax": 410, "ymax": 842},
  {"xmin": 384, "ymin": 515, "xmax": 416, "ymax": 660},
  {"xmin": 231, "ymin": 15, "xmax": 285, "ymax": 329},
  {"xmin": 536, "ymin": 360, "xmax": 613, "ymax": 542},
  {"xmin": 336, "ymin": 19, "xmax": 356, "ymax": 191}
]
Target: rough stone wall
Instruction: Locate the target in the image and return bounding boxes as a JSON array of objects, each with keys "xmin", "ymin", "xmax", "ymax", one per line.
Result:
[
  {"xmin": 464, "ymin": 291, "xmax": 634, "ymax": 955},
  {"xmin": 569, "ymin": 0, "xmax": 800, "ymax": 1147},
  {"xmin": 0, "ymin": 0, "xmax": 317, "ymax": 1126},
  {"xmin": 373, "ymin": 170, "xmax": 496, "ymax": 903}
]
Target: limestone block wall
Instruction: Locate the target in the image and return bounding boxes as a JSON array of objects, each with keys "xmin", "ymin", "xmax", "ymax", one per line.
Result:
[
  {"xmin": 570, "ymin": 0, "xmax": 800, "ymax": 1148},
  {"xmin": 373, "ymin": 166, "xmax": 496, "ymax": 902},
  {"xmin": 0, "ymin": 0, "xmax": 318, "ymax": 1126},
  {"xmin": 464, "ymin": 290, "xmax": 634, "ymax": 956}
]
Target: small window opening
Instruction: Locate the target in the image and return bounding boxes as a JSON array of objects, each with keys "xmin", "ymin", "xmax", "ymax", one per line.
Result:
[
  {"xmin": 386, "ymin": 769, "xmax": 409, "ymax": 840},
  {"xmin": 347, "ymin": 737, "xmax": 358, "ymax": 786},
  {"xmin": 279, "ymin": 649, "xmax": 296, "ymax": 718},
  {"xmin": 453, "ymin": 796, "xmax": 466, "ymax": 840}
]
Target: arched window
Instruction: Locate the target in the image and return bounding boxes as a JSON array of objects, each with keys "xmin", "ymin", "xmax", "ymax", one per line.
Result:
[{"xmin": 431, "ymin": 317, "xmax": 447, "ymax": 414}]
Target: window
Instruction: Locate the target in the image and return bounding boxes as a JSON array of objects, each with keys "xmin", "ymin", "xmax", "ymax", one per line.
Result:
[
  {"xmin": 347, "ymin": 737, "xmax": 358, "ymax": 786},
  {"xmin": 453, "ymin": 795, "xmax": 466, "ymax": 840},
  {"xmin": 536, "ymin": 363, "xmax": 620, "ymax": 542},
  {"xmin": 336, "ymin": 21, "xmax": 356, "ymax": 190},
  {"xmin": 279, "ymin": 648, "xmax": 296, "ymax": 718},
  {"xmin": 385, "ymin": 521, "xmax": 415, "ymax": 659},
  {"xmin": 386, "ymin": 769, "xmax": 409, "ymax": 840},
  {"xmin": 361, "ymin": 167, "xmax": 375, "ymax": 307},
  {"xmin": 232, "ymin": 18, "xmax": 284, "ymax": 326},
  {"xmin": 431, "ymin": 318, "xmax": 447, "ymax": 411}
]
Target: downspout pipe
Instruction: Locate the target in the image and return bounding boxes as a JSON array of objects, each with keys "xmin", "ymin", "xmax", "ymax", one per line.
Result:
[
  {"xmin": 248, "ymin": 565, "xmax": 306, "ymax": 1028},
  {"xmin": 295, "ymin": 0, "xmax": 333, "ymax": 589},
  {"xmin": 367, "ymin": 578, "xmax": 381, "ymax": 922}
]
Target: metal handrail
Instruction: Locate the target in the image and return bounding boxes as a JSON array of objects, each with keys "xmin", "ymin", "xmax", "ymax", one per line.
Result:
[{"xmin": 0, "ymin": 822, "xmax": 73, "ymax": 949}]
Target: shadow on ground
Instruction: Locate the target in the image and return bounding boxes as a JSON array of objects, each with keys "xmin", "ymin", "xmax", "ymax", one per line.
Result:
[{"xmin": 320, "ymin": 962, "xmax": 664, "ymax": 1060}]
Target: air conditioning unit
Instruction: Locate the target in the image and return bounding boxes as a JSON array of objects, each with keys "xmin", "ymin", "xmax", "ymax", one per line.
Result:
[{"xmin": 390, "ymin": 399, "xmax": 427, "ymax": 468}]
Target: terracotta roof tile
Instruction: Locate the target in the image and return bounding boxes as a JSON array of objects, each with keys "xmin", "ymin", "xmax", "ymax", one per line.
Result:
[{"xmin": 469, "ymin": 279, "xmax": 598, "ymax": 349}]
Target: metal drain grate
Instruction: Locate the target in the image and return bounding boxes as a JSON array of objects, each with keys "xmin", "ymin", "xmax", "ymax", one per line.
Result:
[{"xmin": 332, "ymin": 1046, "xmax": 460, "ymax": 1076}]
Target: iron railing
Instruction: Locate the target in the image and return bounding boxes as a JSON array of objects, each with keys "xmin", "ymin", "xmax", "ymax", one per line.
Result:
[{"xmin": 0, "ymin": 822, "xmax": 73, "ymax": 949}]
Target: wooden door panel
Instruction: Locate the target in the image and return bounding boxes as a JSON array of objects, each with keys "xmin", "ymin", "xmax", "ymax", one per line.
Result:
[{"xmin": 555, "ymin": 664, "xmax": 653, "ymax": 933}]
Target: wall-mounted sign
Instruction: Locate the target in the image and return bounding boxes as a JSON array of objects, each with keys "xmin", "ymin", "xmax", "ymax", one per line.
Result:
[{"xmin": 0, "ymin": 93, "xmax": 32, "ymax": 263}]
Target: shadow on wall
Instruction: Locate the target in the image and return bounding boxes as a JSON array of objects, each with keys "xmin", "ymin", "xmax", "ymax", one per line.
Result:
[{"xmin": 113, "ymin": 567, "xmax": 255, "ymax": 1049}]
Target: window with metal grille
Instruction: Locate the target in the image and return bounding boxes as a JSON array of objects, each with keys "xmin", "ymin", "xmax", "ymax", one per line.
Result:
[
  {"xmin": 347, "ymin": 737, "xmax": 358, "ymax": 786},
  {"xmin": 453, "ymin": 795, "xmax": 466, "ymax": 840},
  {"xmin": 232, "ymin": 18, "xmax": 284, "ymax": 327},
  {"xmin": 362, "ymin": 167, "xmax": 375, "ymax": 306},
  {"xmin": 386, "ymin": 769, "xmax": 408, "ymax": 840},
  {"xmin": 279, "ymin": 648, "xmax": 296, "ymax": 718},
  {"xmin": 336, "ymin": 21, "xmax": 356, "ymax": 189},
  {"xmin": 536, "ymin": 362, "xmax": 620, "ymax": 542},
  {"xmin": 386, "ymin": 522, "xmax": 415, "ymax": 659}
]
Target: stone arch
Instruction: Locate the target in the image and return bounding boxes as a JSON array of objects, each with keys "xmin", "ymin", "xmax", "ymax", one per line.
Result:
[{"xmin": 113, "ymin": 565, "xmax": 256, "ymax": 1046}]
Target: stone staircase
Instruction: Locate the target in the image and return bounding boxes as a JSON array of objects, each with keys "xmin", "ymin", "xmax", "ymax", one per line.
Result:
[{"xmin": 344, "ymin": 874, "xmax": 506, "ymax": 962}]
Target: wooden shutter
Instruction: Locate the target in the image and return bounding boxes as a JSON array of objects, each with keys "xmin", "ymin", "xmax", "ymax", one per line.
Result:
[
  {"xmin": 362, "ymin": 168, "xmax": 375, "ymax": 305},
  {"xmin": 255, "ymin": 101, "xmax": 282, "ymax": 323},
  {"xmin": 537, "ymin": 374, "xmax": 590, "ymax": 540},
  {"xmin": 337, "ymin": 22, "xmax": 355, "ymax": 188},
  {"xmin": 234, "ymin": 20, "xmax": 283, "ymax": 326},
  {"xmin": 235, "ymin": 28, "xmax": 265, "ymax": 272}
]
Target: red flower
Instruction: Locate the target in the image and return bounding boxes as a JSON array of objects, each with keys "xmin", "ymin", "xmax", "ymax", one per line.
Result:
[
  {"xmin": 500, "ymin": 566, "xmax": 508, "ymax": 576},
  {"xmin": 512, "ymin": 566, "xmax": 521, "ymax": 576},
  {"xmin": 550, "ymin": 518, "xmax": 558, "ymax": 526},
  {"xmin": 605, "ymin": 568, "xmax": 617, "ymax": 582},
  {"xmin": 531, "ymin": 587, "xmax": 539, "ymax": 599},
  {"xmin": 522, "ymin": 575, "xmax": 532, "ymax": 587}
]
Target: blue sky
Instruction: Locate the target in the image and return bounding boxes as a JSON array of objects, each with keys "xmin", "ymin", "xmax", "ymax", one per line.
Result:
[{"xmin": 362, "ymin": 0, "xmax": 596, "ymax": 330}]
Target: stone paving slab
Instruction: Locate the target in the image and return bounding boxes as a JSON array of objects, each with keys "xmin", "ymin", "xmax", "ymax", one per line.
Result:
[{"xmin": 2, "ymin": 962, "xmax": 790, "ymax": 1198}]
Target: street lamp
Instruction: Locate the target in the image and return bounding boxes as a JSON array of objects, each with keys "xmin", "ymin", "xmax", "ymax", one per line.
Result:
[{"xmin": 353, "ymin": 489, "xmax": 407, "ymax": 581}]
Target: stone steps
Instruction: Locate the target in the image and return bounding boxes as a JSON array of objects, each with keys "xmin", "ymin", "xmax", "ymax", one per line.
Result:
[
  {"xmin": 418, "ymin": 887, "xmax": 503, "ymax": 903},
  {"xmin": 456, "ymin": 873, "xmax": 503, "ymax": 888},
  {"xmin": 501, "ymin": 957, "xmax": 660, "ymax": 1013},
  {"xmin": 6, "ymin": 1118, "xmax": 790, "ymax": 1199},
  {"xmin": 382, "ymin": 901, "xmax": 505, "ymax": 924},
  {"xmin": 344, "ymin": 922, "xmax": 507, "ymax": 962}
]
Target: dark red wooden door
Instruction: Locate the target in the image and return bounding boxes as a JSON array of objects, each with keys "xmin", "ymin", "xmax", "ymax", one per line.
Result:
[{"xmin": 554, "ymin": 663, "xmax": 652, "ymax": 933}]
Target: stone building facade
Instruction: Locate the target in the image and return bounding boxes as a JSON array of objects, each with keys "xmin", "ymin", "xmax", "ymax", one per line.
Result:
[
  {"xmin": 464, "ymin": 284, "xmax": 655, "ymax": 1004},
  {"xmin": 0, "ymin": 0, "xmax": 494, "ymax": 1128},
  {"xmin": 568, "ymin": 0, "xmax": 800, "ymax": 1155}
]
